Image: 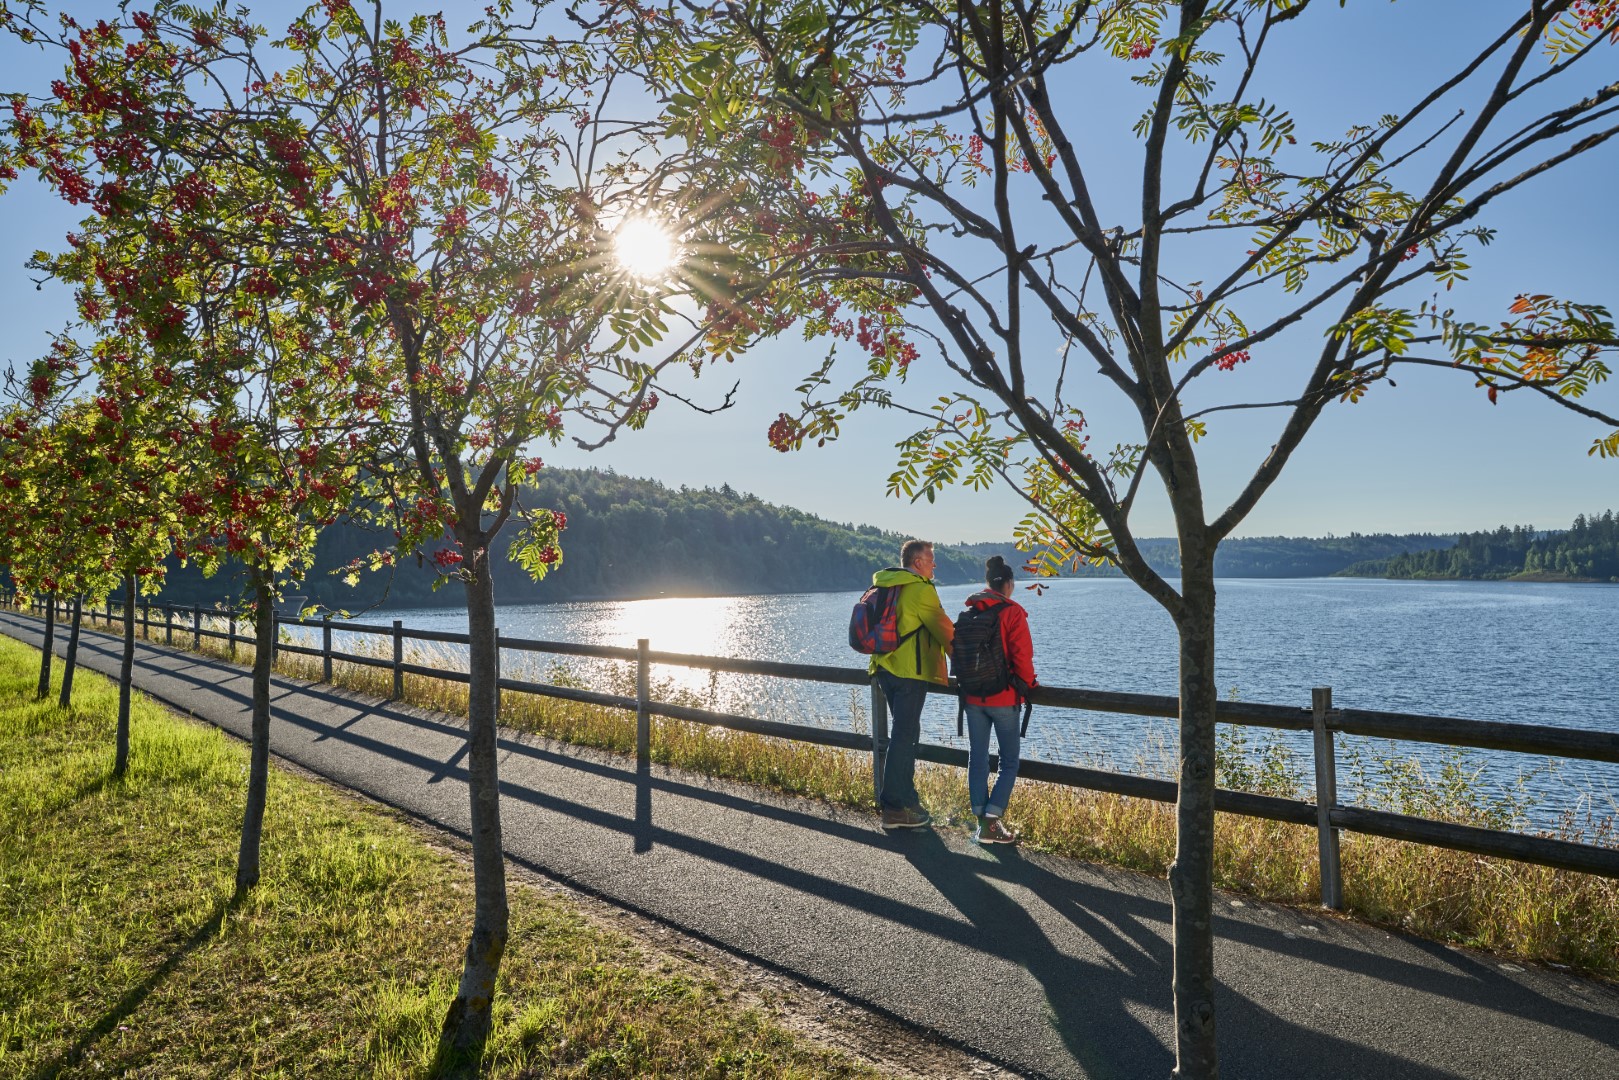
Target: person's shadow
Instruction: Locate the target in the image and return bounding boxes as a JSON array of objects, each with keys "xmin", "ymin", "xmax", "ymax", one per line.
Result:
[
  {"xmin": 900, "ymin": 830, "xmax": 1174, "ymax": 1077},
  {"xmin": 907, "ymin": 833, "xmax": 1489, "ymax": 1079}
]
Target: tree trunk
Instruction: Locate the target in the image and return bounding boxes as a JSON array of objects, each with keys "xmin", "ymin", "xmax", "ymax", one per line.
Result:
[
  {"xmin": 1169, "ymin": 554, "xmax": 1220, "ymax": 1080},
  {"xmin": 115, "ymin": 576, "xmax": 134, "ymax": 777},
  {"xmin": 58, "ymin": 595, "xmax": 83, "ymax": 708},
  {"xmin": 236, "ymin": 570, "xmax": 275, "ymax": 894},
  {"xmin": 36, "ymin": 591, "xmax": 56, "ymax": 700},
  {"xmin": 439, "ymin": 545, "xmax": 509, "ymax": 1065}
]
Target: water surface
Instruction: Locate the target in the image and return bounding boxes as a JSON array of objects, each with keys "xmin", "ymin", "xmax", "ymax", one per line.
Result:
[{"xmin": 303, "ymin": 577, "xmax": 1618, "ymax": 826}]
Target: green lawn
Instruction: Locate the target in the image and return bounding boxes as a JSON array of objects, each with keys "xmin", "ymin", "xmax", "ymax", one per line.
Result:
[{"xmin": 0, "ymin": 636, "xmax": 880, "ymax": 1078}]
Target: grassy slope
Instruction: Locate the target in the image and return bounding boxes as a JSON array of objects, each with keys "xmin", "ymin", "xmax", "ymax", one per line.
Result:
[{"xmin": 0, "ymin": 636, "xmax": 880, "ymax": 1079}]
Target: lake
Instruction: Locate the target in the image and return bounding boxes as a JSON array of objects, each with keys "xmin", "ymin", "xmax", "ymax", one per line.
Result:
[{"xmin": 300, "ymin": 577, "xmax": 1619, "ymax": 827}]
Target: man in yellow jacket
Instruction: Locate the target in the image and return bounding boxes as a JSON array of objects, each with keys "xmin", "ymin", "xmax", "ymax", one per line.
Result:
[{"xmin": 870, "ymin": 539, "xmax": 955, "ymax": 828}]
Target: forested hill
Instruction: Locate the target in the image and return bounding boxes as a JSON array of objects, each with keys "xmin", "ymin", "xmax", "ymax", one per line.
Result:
[
  {"xmin": 144, "ymin": 470, "xmax": 1604, "ymax": 608},
  {"xmin": 1339, "ymin": 511, "xmax": 1619, "ymax": 582},
  {"xmin": 151, "ymin": 468, "xmax": 990, "ymax": 609}
]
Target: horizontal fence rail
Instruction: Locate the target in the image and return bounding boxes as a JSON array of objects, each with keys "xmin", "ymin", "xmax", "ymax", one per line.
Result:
[{"xmin": 15, "ymin": 595, "xmax": 1619, "ymax": 898}]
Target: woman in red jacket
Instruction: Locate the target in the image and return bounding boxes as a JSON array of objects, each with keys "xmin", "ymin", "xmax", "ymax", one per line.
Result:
[{"xmin": 962, "ymin": 555, "xmax": 1037, "ymax": 844}]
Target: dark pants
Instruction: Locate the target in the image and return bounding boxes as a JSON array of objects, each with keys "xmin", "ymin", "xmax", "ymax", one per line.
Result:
[{"xmin": 875, "ymin": 667, "xmax": 928, "ymax": 811}]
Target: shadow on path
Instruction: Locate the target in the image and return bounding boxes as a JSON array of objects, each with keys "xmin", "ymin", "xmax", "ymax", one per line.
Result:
[{"xmin": 901, "ymin": 831, "xmax": 1170, "ymax": 1078}]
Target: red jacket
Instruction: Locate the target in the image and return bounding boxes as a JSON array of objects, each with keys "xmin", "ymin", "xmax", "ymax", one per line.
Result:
[{"xmin": 961, "ymin": 590, "xmax": 1037, "ymax": 707}]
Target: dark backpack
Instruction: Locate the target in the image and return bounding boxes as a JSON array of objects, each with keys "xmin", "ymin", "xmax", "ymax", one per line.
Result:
[
  {"xmin": 849, "ymin": 576, "xmax": 920, "ymax": 656},
  {"xmin": 951, "ymin": 601, "xmax": 1034, "ymax": 737},
  {"xmin": 951, "ymin": 603, "xmax": 1012, "ymax": 698}
]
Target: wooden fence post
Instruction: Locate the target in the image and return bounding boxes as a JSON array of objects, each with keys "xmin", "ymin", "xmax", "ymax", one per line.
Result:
[
  {"xmin": 270, "ymin": 610, "xmax": 279, "ymax": 665},
  {"xmin": 228, "ymin": 612, "xmax": 237, "ymax": 662},
  {"xmin": 1312, "ymin": 686, "xmax": 1344, "ymax": 910},
  {"xmin": 192, "ymin": 605, "xmax": 202, "ymax": 651},
  {"xmin": 322, "ymin": 613, "xmax": 333, "ymax": 683},
  {"xmin": 636, "ymin": 639, "xmax": 651, "ymax": 768},
  {"xmin": 493, "ymin": 628, "xmax": 502, "ymax": 721},
  {"xmin": 391, "ymin": 620, "xmax": 403, "ymax": 700},
  {"xmin": 870, "ymin": 677, "xmax": 889, "ymax": 807},
  {"xmin": 164, "ymin": 602, "xmax": 174, "ymax": 647}
]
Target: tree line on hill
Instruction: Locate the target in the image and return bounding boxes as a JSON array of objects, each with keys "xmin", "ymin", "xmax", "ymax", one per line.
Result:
[
  {"xmin": 135, "ymin": 468, "xmax": 1535, "ymax": 611},
  {"xmin": 147, "ymin": 468, "xmax": 990, "ymax": 610},
  {"xmin": 960, "ymin": 532, "xmax": 1460, "ymax": 579},
  {"xmin": 1339, "ymin": 511, "xmax": 1619, "ymax": 581}
]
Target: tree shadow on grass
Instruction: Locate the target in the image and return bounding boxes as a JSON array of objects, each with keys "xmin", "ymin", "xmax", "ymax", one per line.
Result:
[{"xmin": 29, "ymin": 891, "xmax": 246, "ymax": 1080}]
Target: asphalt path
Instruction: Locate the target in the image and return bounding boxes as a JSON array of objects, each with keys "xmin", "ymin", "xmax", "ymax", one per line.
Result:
[{"xmin": 7, "ymin": 610, "xmax": 1618, "ymax": 1079}]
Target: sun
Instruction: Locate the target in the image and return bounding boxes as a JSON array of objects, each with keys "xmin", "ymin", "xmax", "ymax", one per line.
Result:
[{"xmin": 613, "ymin": 214, "xmax": 678, "ymax": 280}]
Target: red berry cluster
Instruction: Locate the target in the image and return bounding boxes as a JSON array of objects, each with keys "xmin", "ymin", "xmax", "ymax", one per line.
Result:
[
  {"xmin": 436, "ymin": 205, "xmax": 469, "ymax": 239},
  {"xmin": 1571, "ymin": 1, "xmax": 1619, "ymax": 35},
  {"xmin": 1129, "ymin": 39, "xmax": 1155, "ymax": 60},
  {"xmin": 767, "ymin": 412, "xmax": 800, "ymax": 452},
  {"xmin": 855, "ymin": 315, "xmax": 918, "ymax": 368},
  {"xmin": 759, "ymin": 114, "xmax": 803, "ymax": 173}
]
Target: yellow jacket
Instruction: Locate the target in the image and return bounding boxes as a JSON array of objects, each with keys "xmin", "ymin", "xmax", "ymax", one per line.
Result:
[{"xmin": 866, "ymin": 567, "xmax": 953, "ymax": 685}]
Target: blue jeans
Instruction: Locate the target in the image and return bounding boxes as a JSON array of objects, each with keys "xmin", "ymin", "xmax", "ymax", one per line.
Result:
[
  {"xmin": 875, "ymin": 668, "xmax": 928, "ymax": 811},
  {"xmin": 966, "ymin": 703, "xmax": 1021, "ymax": 818}
]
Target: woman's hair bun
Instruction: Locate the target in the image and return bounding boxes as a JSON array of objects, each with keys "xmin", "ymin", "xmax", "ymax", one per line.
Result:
[{"xmin": 985, "ymin": 555, "xmax": 1014, "ymax": 585}]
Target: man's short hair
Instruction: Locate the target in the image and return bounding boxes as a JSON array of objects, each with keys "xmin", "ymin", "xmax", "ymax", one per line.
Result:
[{"xmin": 900, "ymin": 539, "xmax": 932, "ymax": 569}]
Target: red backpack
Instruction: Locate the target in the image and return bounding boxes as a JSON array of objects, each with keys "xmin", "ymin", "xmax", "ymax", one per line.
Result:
[{"xmin": 848, "ymin": 578, "xmax": 920, "ymax": 655}]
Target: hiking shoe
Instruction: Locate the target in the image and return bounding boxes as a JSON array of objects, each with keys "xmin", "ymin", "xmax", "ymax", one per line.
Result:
[
  {"xmin": 977, "ymin": 817, "xmax": 1019, "ymax": 844},
  {"xmin": 881, "ymin": 806, "xmax": 932, "ymax": 829}
]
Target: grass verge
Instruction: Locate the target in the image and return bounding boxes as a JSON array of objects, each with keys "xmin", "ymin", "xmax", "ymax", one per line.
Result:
[
  {"xmin": 32, "ymin": 608, "xmax": 1619, "ymax": 982},
  {"xmin": 0, "ymin": 632, "xmax": 890, "ymax": 1079}
]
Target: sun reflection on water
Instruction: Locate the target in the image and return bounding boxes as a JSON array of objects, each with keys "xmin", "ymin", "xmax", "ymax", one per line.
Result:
[
  {"xmin": 599, "ymin": 595, "xmax": 750, "ymax": 695},
  {"xmin": 605, "ymin": 596, "xmax": 737, "ymax": 656}
]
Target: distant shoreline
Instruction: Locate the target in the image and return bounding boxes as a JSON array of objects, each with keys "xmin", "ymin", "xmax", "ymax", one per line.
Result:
[
  {"xmin": 1336, "ymin": 570, "xmax": 1614, "ymax": 585},
  {"xmin": 387, "ymin": 571, "xmax": 1613, "ymax": 612}
]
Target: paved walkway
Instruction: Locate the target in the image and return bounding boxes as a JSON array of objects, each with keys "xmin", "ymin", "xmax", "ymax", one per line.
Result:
[{"xmin": 6, "ymin": 610, "xmax": 1618, "ymax": 1079}]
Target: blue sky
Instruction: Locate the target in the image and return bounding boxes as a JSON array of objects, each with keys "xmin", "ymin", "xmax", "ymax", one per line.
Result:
[{"xmin": 2, "ymin": 1, "xmax": 1615, "ymax": 544}]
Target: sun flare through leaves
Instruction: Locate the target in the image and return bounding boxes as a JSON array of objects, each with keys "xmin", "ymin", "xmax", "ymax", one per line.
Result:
[{"xmin": 613, "ymin": 214, "xmax": 679, "ymax": 280}]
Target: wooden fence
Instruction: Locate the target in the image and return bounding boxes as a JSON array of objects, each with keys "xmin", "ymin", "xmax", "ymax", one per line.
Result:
[{"xmin": 19, "ymin": 594, "xmax": 1619, "ymax": 905}]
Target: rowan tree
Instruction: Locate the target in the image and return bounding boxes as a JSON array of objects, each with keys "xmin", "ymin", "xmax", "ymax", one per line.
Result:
[
  {"xmin": 2, "ymin": 2, "xmax": 397, "ymax": 890},
  {"xmin": 0, "ymin": 389, "xmax": 88, "ymax": 701},
  {"xmin": 613, "ymin": 2, "xmax": 1619, "ymax": 1074},
  {"xmin": 0, "ymin": 352, "xmax": 193, "ymax": 766},
  {"xmin": 5, "ymin": 1, "xmax": 736, "ymax": 1061},
  {"xmin": 254, "ymin": 8, "xmax": 728, "ymax": 1054}
]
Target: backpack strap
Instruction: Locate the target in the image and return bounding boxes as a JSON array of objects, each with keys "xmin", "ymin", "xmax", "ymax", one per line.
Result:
[
  {"xmin": 879, "ymin": 622, "xmax": 919, "ymax": 662},
  {"xmin": 1011, "ymin": 674, "xmax": 1035, "ymax": 738}
]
